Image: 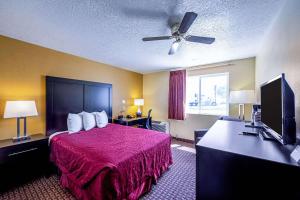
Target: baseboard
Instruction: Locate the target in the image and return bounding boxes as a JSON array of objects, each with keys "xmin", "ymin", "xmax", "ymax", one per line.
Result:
[{"xmin": 172, "ymin": 137, "xmax": 194, "ymax": 144}]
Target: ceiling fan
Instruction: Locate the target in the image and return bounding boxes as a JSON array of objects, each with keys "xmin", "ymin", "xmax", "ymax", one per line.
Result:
[{"xmin": 142, "ymin": 12, "xmax": 215, "ymax": 55}]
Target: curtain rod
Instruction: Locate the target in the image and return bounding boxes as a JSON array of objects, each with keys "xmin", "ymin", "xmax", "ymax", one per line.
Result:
[{"xmin": 170, "ymin": 63, "xmax": 235, "ymax": 72}]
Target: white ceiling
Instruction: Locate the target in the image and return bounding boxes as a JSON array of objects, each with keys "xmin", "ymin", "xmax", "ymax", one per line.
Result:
[{"xmin": 0, "ymin": 0, "xmax": 285, "ymax": 74}]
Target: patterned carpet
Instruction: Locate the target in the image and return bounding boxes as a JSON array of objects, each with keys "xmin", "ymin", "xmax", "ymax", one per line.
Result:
[
  {"xmin": 141, "ymin": 148, "xmax": 196, "ymax": 200},
  {"xmin": 0, "ymin": 148, "xmax": 195, "ymax": 200}
]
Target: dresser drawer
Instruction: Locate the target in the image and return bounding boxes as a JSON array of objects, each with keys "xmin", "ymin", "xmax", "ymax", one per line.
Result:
[
  {"xmin": 0, "ymin": 139, "xmax": 48, "ymax": 165},
  {"xmin": 0, "ymin": 135, "xmax": 49, "ymax": 191}
]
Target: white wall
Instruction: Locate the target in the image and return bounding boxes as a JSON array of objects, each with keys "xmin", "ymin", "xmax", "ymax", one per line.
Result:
[
  {"xmin": 256, "ymin": 0, "xmax": 300, "ymax": 134},
  {"xmin": 143, "ymin": 58, "xmax": 256, "ymax": 140}
]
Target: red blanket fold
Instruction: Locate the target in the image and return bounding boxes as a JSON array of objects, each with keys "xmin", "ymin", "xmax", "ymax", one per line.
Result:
[{"xmin": 50, "ymin": 124, "xmax": 172, "ymax": 200}]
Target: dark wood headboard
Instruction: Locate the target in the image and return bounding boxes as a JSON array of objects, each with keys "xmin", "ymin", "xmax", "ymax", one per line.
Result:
[{"xmin": 46, "ymin": 76, "xmax": 112, "ymax": 136}]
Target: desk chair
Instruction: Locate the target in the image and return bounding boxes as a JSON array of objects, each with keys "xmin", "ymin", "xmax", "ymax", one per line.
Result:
[
  {"xmin": 138, "ymin": 109, "xmax": 152, "ymax": 130},
  {"xmin": 145, "ymin": 109, "xmax": 152, "ymax": 129}
]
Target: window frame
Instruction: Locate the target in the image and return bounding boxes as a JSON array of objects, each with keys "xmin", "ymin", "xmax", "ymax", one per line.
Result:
[{"xmin": 186, "ymin": 72, "xmax": 230, "ymax": 116}]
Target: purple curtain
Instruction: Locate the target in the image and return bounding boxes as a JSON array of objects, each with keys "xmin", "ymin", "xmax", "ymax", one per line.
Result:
[{"xmin": 168, "ymin": 70, "xmax": 186, "ymax": 120}]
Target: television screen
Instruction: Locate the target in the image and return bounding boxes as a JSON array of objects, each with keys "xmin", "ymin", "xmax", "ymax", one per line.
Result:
[{"xmin": 261, "ymin": 78, "xmax": 282, "ymax": 135}]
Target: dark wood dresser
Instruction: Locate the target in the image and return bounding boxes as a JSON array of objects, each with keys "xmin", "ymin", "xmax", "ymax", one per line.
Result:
[
  {"xmin": 0, "ymin": 134, "xmax": 49, "ymax": 191},
  {"xmin": 196, "ymin": 120, "xmax": 300, "ymax": 199}
]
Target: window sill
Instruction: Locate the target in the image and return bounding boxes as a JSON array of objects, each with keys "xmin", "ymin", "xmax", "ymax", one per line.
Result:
[{"xmin": 186, "ymin": 112, "xmax": 228, "ymax": 117}]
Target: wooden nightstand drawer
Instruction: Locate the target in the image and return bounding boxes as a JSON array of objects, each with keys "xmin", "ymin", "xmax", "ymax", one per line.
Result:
[
  {"xmin": 0, "ymin": 137, "xmax": 48, "ymax": 164},
  {"xmin": 0, "ymin": 134, "xmax": 49, "ymax": 191},
  {"xmin": 7, "ymin": 147, "xmax": 39, "ymax": 157},
  {"xmin": 1, "ymin": 140, "xmax": 47, "ymax": 163}
]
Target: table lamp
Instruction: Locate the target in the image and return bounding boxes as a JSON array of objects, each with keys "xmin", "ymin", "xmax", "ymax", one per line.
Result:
[
  {"xmin": 118, "ymin": 99, "xmax": 127, "ymax": 119},
  {"xmin": 134, "ymin": 99, "xmax": 144, "ymax": 117},
  {"xmin": 229, "ymin": 90, "xmax": 255, "ymax": 120},
  {"xmin": 4, "ymin": 101, "xmax": 38, "ymax": 142}
]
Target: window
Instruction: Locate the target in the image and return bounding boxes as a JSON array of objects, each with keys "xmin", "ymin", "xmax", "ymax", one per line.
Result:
[{"xmin": 186, "ymin": 73, "xmax": 229, "ymax": 115}]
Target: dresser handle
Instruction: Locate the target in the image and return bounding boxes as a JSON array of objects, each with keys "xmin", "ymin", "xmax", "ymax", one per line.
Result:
[{"xmin": 8, "ymin": 148, "xmax": 38, "ymax": 157}]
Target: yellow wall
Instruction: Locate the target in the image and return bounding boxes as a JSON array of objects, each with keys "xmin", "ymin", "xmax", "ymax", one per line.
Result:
[
  {"xmin": 256, "ymin": 0, "xmax": 300, "ymax": 134},
  {"xmin": 0, "ymin": 35, "xmax": 143, "ymax": 140},
  {"xmin": 143, "ymin": 58, "xmax": 255, "ymax": 140}
]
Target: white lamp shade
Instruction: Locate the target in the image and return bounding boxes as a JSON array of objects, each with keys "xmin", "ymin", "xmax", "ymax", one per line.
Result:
[
  {"xmin": 229, "ymin": 90, "xmax": 256, "ymax": 104},
  {"xmin": 134, "ymin": 99, "xmax": 144, "ymax": 106},
  {"xmin": 4, "ymin": 101, "xmax": 38, "ymax": 118}
]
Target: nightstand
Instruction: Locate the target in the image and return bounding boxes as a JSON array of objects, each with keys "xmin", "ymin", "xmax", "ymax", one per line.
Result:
[{"xmin": 0, "ymin": 134, "xmax": 49, "ymax": 191}]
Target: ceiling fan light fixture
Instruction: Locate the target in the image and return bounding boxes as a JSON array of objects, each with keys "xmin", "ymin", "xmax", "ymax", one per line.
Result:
[
  {"xmin": 142, "ymin": 12, "xmax": 215, "ymax": 55},
  {"xmin": 168, "ymin": 41, "xmax": 180, "ymax": 55}
]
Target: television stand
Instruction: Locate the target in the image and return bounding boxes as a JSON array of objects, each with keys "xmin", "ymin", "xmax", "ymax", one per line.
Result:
[
  {"xmin": 245, "ymin": 122, "xmax": 263, "ymax": 129},
  {"xmin": 245, "ymin": 122, "xmax": 277, "ymax": 141},
  {"xmin": 259, "ymin": 130, "xmax": 277, "ymax": 141}
]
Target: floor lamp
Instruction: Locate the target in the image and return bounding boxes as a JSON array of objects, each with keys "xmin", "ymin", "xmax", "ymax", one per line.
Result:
[{"xmin": 229, "ymin": 90, "xmax": 256, "ymax": 120}]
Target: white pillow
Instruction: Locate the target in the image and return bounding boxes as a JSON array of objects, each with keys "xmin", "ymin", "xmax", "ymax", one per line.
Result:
[
  {"xmin": 67, "ymin": 113, "xmax": 83, "ymax": 133},
  {"xmin": 94, "ymin": 111, "xmax": 108, "ymax": 128},
  {"xmin": 82, "ymin": 112, "xmax": 96, "ymax": 131}
]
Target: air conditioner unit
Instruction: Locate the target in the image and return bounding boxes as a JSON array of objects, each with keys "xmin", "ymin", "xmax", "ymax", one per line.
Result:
[{"xmin": 152, "ymin": 121, "xmax": 170, "ymax": 134}]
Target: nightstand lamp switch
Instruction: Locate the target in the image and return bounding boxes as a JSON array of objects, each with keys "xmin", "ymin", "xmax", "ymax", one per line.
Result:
[{"xmin": 4, "ymin": 101, "xmax": 38, "ymax": 142}]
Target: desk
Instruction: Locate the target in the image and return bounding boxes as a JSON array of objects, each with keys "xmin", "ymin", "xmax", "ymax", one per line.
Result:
[
  {"xmin": 113, "ymin": 117, "xmax": 149, "ymax": 127},
  {"xmin": 196, "ymin": 120, "xmax": 300, "ymax": 199}
]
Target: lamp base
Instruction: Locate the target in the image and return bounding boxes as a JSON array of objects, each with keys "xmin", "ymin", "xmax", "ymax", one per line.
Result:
[
  {"xmin": 136, "ymin": 112, "xmax": 142, "ymax": 118},
  {"xmin": 12, "ymin": 135, "xmax": 31, "ymax": 143},
  {"xmin": 136, "ymin": 106, "xmax": 142, "ymax": 117},
  {"xmin": 238, "ymin": 104, "xmax": 245, "ymax": 121}
]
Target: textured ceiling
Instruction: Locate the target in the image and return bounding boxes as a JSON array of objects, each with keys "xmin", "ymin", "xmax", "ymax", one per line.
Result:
[{"xmin": 0, "ymin": 0, "xmax": 285, "ymax": 74}]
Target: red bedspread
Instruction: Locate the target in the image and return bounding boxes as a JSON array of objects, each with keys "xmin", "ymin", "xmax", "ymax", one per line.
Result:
[{"xmin": 50, "ymin": 124, "xmax": 172, "ymax": 200}]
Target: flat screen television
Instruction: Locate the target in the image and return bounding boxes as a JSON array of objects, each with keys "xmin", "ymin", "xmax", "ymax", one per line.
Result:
[{"xmin": 261, "ymin": 73, "xmax": 296, "ymax": 145}]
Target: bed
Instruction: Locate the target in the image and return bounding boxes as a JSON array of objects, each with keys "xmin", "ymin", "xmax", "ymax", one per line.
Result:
[{"xmin": 46, "ymin": 76, "xmax": 172, "ymax": 200}]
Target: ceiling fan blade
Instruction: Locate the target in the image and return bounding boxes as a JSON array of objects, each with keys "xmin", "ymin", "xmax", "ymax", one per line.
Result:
[
  {"xmin": 185, "ymin": 35, "xmax": 215, "ymax": 44},
  {"xmin": 142, "ymin": 36, "xmax": 173, "ymax": 41},
  {"xmin": 178, "ymin": 12, "xmax": 198, "ymax": 34},
  {"xmin": 168, "ymin": 41, "xmax": 180, "ymax": 55}
]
